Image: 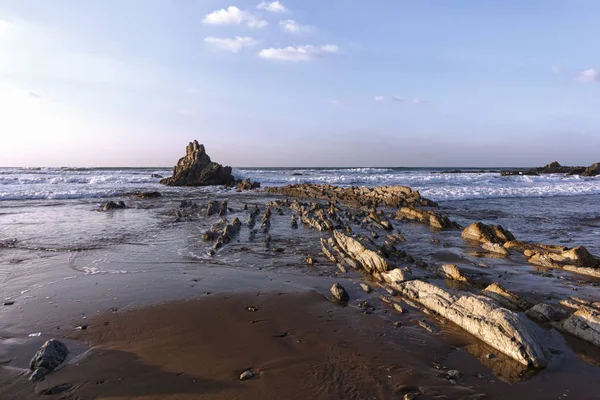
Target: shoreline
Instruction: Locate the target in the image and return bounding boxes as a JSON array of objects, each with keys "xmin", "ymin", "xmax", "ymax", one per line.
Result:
[
  {"xmin": 4, "ymin": 290, "xmax": 600, "ymax": 400},
  {"xmin": 1, "ymin": 182, "xmax": 600, "ymax": 399}
]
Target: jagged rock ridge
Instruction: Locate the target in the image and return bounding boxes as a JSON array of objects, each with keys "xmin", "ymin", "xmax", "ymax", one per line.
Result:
[{"xmin": 160, "ymin": 141, "xmax": 235, "ymax": 186}]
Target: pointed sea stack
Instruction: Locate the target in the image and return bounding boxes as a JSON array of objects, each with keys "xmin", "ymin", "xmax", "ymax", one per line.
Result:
[{"xmin": 160, "ymin": 141, "xmax": 235, "ymax": 186}]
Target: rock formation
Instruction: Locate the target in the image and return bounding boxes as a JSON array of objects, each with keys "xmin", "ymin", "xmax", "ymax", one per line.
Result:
[
  {"xmin": 462, "ymin": 222, "xmax": 515, "ymax": 256},
  {"xmin": 394, "ymin": 280, "xmax": 548, "ymax": 368},
  {"xmin": 581, "ymin": 162, "xmax": 600, "ymax": 177},
  {"xmin": 265, "ymin": 184, "xmax": 438, "ymax": 208},
  {"xmin": 395, "ymin": 206, "xmax": 460, "ymax": 230},
  {"xmin": 501, "ymin": 161, "xmax": 599, "ymax": 177},
  {"xmin": 160, "ymin": 141, "xmax": 234, "ymax": 186},
  {"xmin": 29, "ymin": 339, "xmax": 69, "ymax": 381},
  {"xmin": 237, "ymin": 178, "xmax": 261, "ymax": 191}
]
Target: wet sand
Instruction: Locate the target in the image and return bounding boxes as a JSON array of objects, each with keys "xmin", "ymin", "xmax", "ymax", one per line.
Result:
[
  {"xmin": 3, "ymin": 289, "xmax": 600, "ymax": 400},
  {"xmin": 1, "ymin": 190, "xmax": 600, "ymax": 399}
]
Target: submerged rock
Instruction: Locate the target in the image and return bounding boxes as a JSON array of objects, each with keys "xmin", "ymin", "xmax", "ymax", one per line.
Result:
[
  {"xmin": 29, "ymin": 339, "xmax": 69, "ymax": 381},
  {"xmin": 102, "ymin": 201, "xmax": 126, "ymax": 211},
  {"xmin": 395, "ymin": 280, "xmax": 548, "ymax": 368},
  {"xmin": 160, "ymin": 140, "xmax": 234, "ymax": 186},
  {"xmin": 330, "ymin": 283, "xmax": 349, "ymax": 303}
]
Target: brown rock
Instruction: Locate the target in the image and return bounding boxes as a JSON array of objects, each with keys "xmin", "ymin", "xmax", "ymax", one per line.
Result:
[
  {"xmin": 395, "ymin": 207, "xmax": 460, "ymax": 230},
  {"xmin": 462, "ymin": 222, "xmax": 515, "ymax": 245},
  {"xmin": 160, "ymin": 141, "xmax": 234, "ymax": 186}
]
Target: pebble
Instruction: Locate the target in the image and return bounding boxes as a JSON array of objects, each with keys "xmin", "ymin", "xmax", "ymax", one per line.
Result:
[
  {"xmin": 239, "ymin": 371, "xmax": 254, "ymax": 381},
  {"xmin": 3, "ymin": 301, "xmax": 14, "ymax": 306},
  {"xmin": 393, "ymin": 321, "xmax": 402, "ymax": 328},
  {"xmin": 360, "ymin": 283, "xmax": 372, "ymax": 293}
]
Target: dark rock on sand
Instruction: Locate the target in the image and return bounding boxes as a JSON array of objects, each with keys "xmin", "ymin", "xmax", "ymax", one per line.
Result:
[
  {"xmin": 160, "ymin": 140, "xmax": 234, "ymax": 186},
  {"xmin": 102, "ymin": 201, "xmax": 126, "ymax": 211},
  {"xmin": 330, "ymin": 283, "xmax": 349, "ymax": 303},
  {"xmin": 29, "ymin": 339, "xmax": 69, "ymax": 381},
  {"xmin": 236, "ymin": 178, "xmax": 261, "ymax": 191}
]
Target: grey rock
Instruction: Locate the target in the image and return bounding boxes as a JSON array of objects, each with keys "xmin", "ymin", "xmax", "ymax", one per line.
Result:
[
  {"xmin": 29, "ymin": 339, "xmax": 69, "ymax": 381},
  {"xmin": 330, "ymin": 283, "xmax": 349, "ymax": 303}
]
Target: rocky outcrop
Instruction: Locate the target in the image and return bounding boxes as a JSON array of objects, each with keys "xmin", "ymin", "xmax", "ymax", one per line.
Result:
[
  {"xmin": 160, "ymin": 141, "xmax": 234, "ymax": 186},
  {"xmin": 237, "ymin": 178, "xmax": 261, "ymax": 191},
  {"xmin": 332, "ymin": 231, "xmax": 392, "ymax": 273},
  {"xmin": 265, "ymin": 184, "xmax": 437, "ymax": 208},
  {"xmin": 29, "ymin": 339, "xmax": 69, "ymax": 381},
  {"xmin": 394, "ymin": 280, "xmax": 547, "ymax": 368},
  {"xmin": 395, "ymin": 207, "xmax": 460, "ymax": 230},
  {"xmin": 462, "ymin": 222, "xmax": 515, "ymax": 244},
  {"xmin": 330, "ymin": 283, "xmax": 349, "ymax": 303},
  {"xmin": 525, "ymin": 246, "xmax": 600, "ymax": 278},
  {"xmin": 560, "ymin": 305, "xmax": 600, "ymax": 347},
  {"xmin": 482, "ymin": 283, "xmax": 531, "ymax": 311},
  {"xmin": 462, "ymin": 222, "xmax": 514, "ymax": 256},
  {"xmin": 581, "ymin": 162, "xmax": 600, "ymax": 177},
  {"xmin": 501, "ymin": 161, "xmax": 596, "ymax": 177},
  {"xmin": 439, "ymin": 264, "xmax": 469, "ymax": 282},
  {"xmin": 526, "ymin": 303, "xmax": 569, "ymax": 324}
]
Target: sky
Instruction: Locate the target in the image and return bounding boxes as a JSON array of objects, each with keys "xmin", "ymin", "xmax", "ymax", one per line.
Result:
[{"xmin": 1, "ymin": 0, "xmax": 600, "ymax": 167}]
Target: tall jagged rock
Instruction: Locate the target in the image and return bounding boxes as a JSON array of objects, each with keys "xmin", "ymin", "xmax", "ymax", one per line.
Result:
[{"xmin": 160, "ymin": 141, "xmax": 234, "ymax": 186}]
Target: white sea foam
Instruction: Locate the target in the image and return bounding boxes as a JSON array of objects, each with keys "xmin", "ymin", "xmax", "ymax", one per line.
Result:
[{"xmin": 0, "ymin": 167, "xmax": 599, "ymax": 202}]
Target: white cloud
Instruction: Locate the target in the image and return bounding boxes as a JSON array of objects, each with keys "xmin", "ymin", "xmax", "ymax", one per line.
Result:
[
  {"xmin": 257, "ymin": 1, "xmax": 287, "ymax": 13},
  {"xmin": 579, "ymin": 68, "xmax": 599, "ymax": 82},
  {"xmin": 412, "ymin": 98, "xmax": 424, "ymax": 104},
  {"xmin": 328, "ymin": 99, "xmax": 343, "ymax": 106},
  {"xmin": 392, "ymin": 96, "xmax": 405, "ymax": 102},
  {"xmin": 202, "ymin": 6, "xmax": 268, "ymax": 28},
  {"xmin": 259, "ymin": 45, "xmax": 339, "ymax": 61},
  {"xmin": 551, "ymin": 66, "xmax": 561, "ymax": 74},
  {"xmin": 374, "ymin": 96, "xmax": 385, "ymax": 102},
  {"xmin": 279, "ymin": 20, "xmax": 313, "ymax": 34},
  {"xmin": 204, "ymin": 36, "xmax": 259, "ymax": 53}
]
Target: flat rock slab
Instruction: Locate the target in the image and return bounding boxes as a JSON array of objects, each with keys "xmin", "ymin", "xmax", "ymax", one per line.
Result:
[{"xmin": 396, "ymin": 280, "xmax": 547, "ymax": 368}]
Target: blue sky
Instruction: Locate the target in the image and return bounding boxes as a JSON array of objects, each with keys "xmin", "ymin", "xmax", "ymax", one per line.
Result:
[{"xmin": 1, "ymin": 0, "xmax": 599, "ymax": 167}]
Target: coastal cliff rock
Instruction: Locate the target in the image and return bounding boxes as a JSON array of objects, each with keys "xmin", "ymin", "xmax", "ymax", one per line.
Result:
[
  {"xmin": 160, "ymin": 141, "xmax": 234, "ymax": 186},
  {"xmin": 395, "ymin": 280, "xmax": 548, "ymax": 368}
]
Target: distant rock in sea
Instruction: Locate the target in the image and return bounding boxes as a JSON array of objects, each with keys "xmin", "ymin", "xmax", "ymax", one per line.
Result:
[
  {"xmin": 160, "ymin": 140, "xmax": 235, "ymax": 186},
  {"xmin": 501, "ymin": 161, "xmax": 599, "ymax": 177}
]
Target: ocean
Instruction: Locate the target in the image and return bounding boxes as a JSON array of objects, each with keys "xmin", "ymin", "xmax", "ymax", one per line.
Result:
[{"xmin": 2, "ymin": 166, "xmax": 600, "ymax": 201}]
